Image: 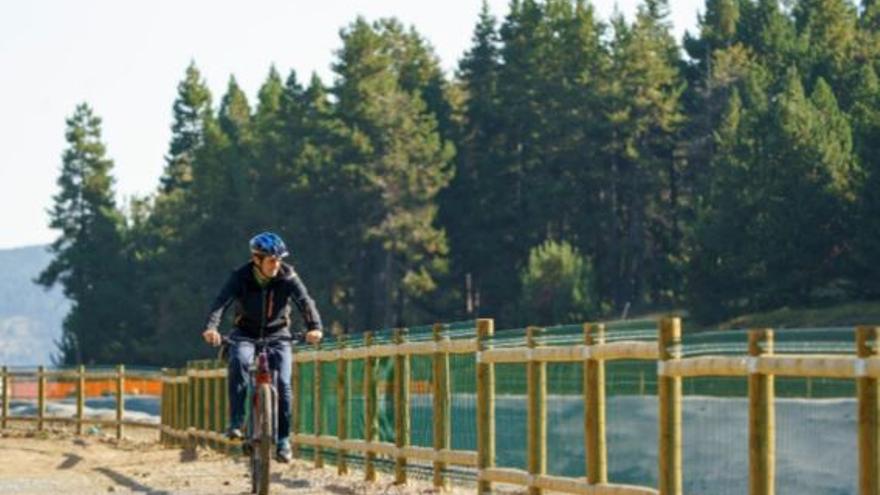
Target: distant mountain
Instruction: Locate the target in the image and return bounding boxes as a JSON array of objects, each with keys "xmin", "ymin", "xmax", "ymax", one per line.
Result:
[{"xmin": 0, "ymin": 245, "xmax": 68, "ymax": 366}]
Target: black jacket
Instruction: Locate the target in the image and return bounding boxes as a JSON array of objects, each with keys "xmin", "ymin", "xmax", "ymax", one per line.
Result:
[{"xmin": 204, "ymin": 262, "xmax": 322, "ymax": 338}]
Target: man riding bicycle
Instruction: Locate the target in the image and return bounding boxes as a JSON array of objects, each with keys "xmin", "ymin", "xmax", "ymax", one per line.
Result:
[{"xmin": 201, "ymin": 232, "xmax": 323, "ymax": 463}]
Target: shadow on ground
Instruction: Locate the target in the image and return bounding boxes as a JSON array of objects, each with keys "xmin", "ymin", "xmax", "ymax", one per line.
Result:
[
  {"xmin": 56, "ymin": 453, "xmax": 83, "ymax": 470},
  {"xmin": 93, "ymin": 466, "xmax": 173, "ymax": 495}
]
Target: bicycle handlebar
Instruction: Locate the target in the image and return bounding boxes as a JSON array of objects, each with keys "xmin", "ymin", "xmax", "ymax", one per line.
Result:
[{"xmin": 222, "ymin": 334, "xmax": 297, "ymax": 345}]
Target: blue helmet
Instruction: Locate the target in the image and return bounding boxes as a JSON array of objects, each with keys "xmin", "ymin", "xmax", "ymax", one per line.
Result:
[{"xmin": 249, "ymin": 232, "xmax": 289, "ymax": 258}]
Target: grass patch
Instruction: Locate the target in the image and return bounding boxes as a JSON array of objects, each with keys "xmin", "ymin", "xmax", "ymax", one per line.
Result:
[
  {"xmin": 711, "ymin": 300, "xmax": 880, "ymax": 330},
  {"xmin": 617, "ymin": 300, "xmax": 880, "ymax": 332}
]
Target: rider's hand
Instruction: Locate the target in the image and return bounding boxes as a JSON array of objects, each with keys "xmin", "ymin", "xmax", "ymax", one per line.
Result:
[
  {"xmin": 305, "ymin": 329, "xmax": 323, "ymax": 345},
  {"xmin": 202, "ymin": 328, "xmax": 222, "ymax": 346}
]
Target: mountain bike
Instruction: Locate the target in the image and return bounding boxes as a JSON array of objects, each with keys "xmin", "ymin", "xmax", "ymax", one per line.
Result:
[{"xmin": 222, "ymin": 334, "xmax": 294, "ymax": 495}]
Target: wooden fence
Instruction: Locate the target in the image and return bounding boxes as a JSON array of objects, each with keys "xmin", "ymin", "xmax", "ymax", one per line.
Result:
[
  {"xmin": 263, "ymin": 319, "xmax": 660, "ymax": 494},
  {"xmin": 0, "ymin": 365, "xmax": 160, "ymax": 438},
  {"xmin": 274, "ymin": 318, "xmax": 880, "ymax": 495},
  {"xmin": 6, "ymin": 319, "xmax": 880, "ymax": 494},
  {"xmin": 158, "ymin": 360, "xmax": 233, "ymax": 451}
]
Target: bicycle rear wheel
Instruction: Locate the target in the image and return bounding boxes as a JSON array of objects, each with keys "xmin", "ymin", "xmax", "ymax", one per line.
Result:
[{"xmin": 255, "ymin": 383, "xmax": 273, "ymax": 495}]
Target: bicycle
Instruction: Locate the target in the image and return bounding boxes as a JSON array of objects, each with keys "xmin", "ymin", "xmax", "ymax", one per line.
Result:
[{"xmin": 221, "ymin": 334, "xmax": 295, "ymax": 495}]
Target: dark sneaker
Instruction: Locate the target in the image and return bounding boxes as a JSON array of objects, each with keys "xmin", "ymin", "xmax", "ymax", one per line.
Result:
[
  {"xmin": 226, "ymin": 427, "xmax": 244, "ymax": 440},
  {"xmin": 276, "ymin": 440, "xmax": 292, "ymax": 463}
]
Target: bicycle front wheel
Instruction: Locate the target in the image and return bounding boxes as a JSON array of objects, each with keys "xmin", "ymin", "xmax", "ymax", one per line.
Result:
[{"xmin": 255, "ymin": 383, "xmax": 273, "ymax": 495}]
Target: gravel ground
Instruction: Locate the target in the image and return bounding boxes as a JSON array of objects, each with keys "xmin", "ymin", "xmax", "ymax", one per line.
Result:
[{"xmin": 0, "ymin": 426, "xmax": 503, "ymax": 495}]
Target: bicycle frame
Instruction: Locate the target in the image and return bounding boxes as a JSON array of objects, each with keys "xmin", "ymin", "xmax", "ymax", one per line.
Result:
[
  {"xmin": 225, "ymin": 335, "xmax": 291, "ymax": 495},
  {"xmin": 246, "ymin": 346, "xmax": 278, "ymax": 445}
]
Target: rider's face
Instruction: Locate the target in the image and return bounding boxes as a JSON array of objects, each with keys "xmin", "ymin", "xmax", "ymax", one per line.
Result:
[{"xmin": 253, "ymin": 254, "xmax": 282, "ymax": 278}]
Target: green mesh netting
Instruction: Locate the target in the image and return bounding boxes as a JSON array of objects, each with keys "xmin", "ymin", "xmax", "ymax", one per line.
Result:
[
  {"xmin": 409, "ymin": 354, "xmax": 434, "ymax": 448},
  {"xmin": 776, "ymin": 376, "xmax": 856, "ymax": 495},
  {"xmin": 449, "ymin": 353, "xmax": 477, "ymax": 452},
  {"xmin": 672, "ymin": 327, "xmax": 858, "ymax": 494},
  {"xmin": 680, "ymin": 376, "xmax": 747, "ymax": 494},
  {"xmin": 546, "ymin": 361, "xmax": 586, "ymax": 478},
  {"xmin": 606, "ymin": 359, "xmax": 658, "ymax": 486},
  {"xmin": 494, "ymin": 361, "xmax": 528, "ymax": 470},
  {"xmin": 282, "ymin": 320, "xmax": 868, "ymax": 493}
]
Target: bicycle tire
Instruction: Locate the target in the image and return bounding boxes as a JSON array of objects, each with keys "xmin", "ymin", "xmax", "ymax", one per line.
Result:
[
  {"xmin": 250, "ymin": 449, "xmax": 258, "ymax": 494},
  {"xmin": 256, "ymin": 383, "xmax": 272, "ymax": 495}
]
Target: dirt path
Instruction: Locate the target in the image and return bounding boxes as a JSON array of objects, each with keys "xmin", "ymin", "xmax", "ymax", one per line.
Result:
[{"xmin": 0, "ymin": 428, "xmax": 484, "ymax": 495}]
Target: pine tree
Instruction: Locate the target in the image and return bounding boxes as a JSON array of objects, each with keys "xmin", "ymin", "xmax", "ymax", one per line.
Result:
[
  {"xmin": 737, "ymin": 0, "xmax": 800, "ymax": 82},
  {"xmin": 849, "ymin": 64, "xmax": 880, "ymax": 295},
  {"xmin": 687, "ymin": 69, "xmax": 859, "ymax": 320},
  {"xmin": 439, "ymin": 1, "xmax": 502, "ymax": 319},
  {"xmin": 373, "ymin": 18, "xmax": 455, "ymax": 141},
  {"xmin": 254, "ymin": 66, "xmax": 284, "ymax": 141},
  {"xmin": 754, "ymin": 73, "xmax": 856, "ymax": 306},
  {"xmin": 38, "ymin": 104, "xmax": 129, "ymax": 364},
  {"xmin": 129, "ymin": 65, "xmax": 215, "ymax": 364},
  {"xmin": 161, "ymin": 62, "xmax": 213, "ymax": 193},
  {"xmin": 597, "ymin": 1, "xmax": 685, "ymax": 312},
  {"xmin": 863, "ymin": 0, "xmax": 880, "ymax": 28},
  {"xmin": 793, "ymin": 0, "xmax": 859, "ymax": 103},
  {"xmin": 686, "ymin": 89, "xmax": 750, "ymax": 321},
  {"xmin": 252, "ymin": 66, "xmax": 289, "ymax": 229},
  {"xmin": 288, "ymin": 73, "xmax": 365, "ymax": 331},
  {"xmin": 333, "ymin": 18, "xmax": 455, "ymax": 329},
  {"xmin": 520, "ymin": 239, "xmax": 596, "ymax": 325},
  {"xmin": 486, "ymin": 0, "xmax": 553, "ymax": 321},
  {"xmin": 683, "ymin": 0, "xmax": 741, "ymax": 83},
  {"xmin": 218, "ymin": 76, "xmax": 253, "ymax": 146}
]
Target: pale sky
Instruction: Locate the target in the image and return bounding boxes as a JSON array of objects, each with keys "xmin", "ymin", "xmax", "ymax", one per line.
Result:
[{"xmin": 0, "ymin": 0, "xmax": 702, "ymax": 249}]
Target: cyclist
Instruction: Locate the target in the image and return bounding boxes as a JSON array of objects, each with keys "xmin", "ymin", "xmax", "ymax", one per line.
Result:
[{"xmin": 201, "ymin": 231, "xmax": 323, "ymax": 463}]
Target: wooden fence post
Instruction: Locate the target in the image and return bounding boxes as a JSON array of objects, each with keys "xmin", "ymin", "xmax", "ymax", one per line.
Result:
[
  {"xmin": 181, "ymin": 362, "xmax": 196, "ymax": 438},
  {"xmin": 213, "ymin": 360, "xmax": 222, "ymax": 450},
  {"xmin": 186, "ymin": 362, "xmax": 195, "ymax": 434},
  {"xmin": 167, "ymin": 372, "xmax": 175, "ymax": 445},
  {"xmin": 313, "ymin": 341, "xmax": 323, "ymax": 468},
  {"xmin": 858, "ymin": 326, "xmax": 880, "ymax": 495},
  {"xmin": 203, "ymin": 362, "xmax": 211, "ymax": 448},
  {"xmin": 477, "ymin": 318, "xmax": 495, "ymax": 495},
  {"xmin": 1, "ymin": 366, "xmax": 8, "ymax": 430},
  {"xmin": 159, "ymin": 371, "xmax": 164, "ymax": 444},
  {"xmin": 192, "ymin": 361, "xmax": 201, "ymax": 447},
  {"xmin": 658, "ymin": 317, "xmax": 682, "ymax": 495},
  {"xmin": 37, "ymin": 365, "xmax": 45, "ymax": 431},
  {"xmin": 172, "ymin": 370, "xmax": 179, "ymax": 446},
  {"xmin": 193, "ymin": 362, "xmax": 201, "ymax": 444},
  {"xmin": 749, "ymin": 329, "xmax": 775, "ymax": 495},
  {"xmin": 201, "ymin": 362, "xmax": 210, "ymax": 447},
  {"xmin": 585, "ymin": 323, "xmax": 607, "ymax": 484},
  {"xmin": 116, "ymin": 364, "xmax": 125, "ymax": 440},
  {"xmin": 178, "ymin": 369, "xmax": 186, "ymax": 447},
  {"xmin": 76, "ymin": 365, "xmax": 86, "ymax": 435},
  {"xmin": 364, "ymin": 331, "xmax": 377, "ymax": 482},
  {"xmin": 160, "ymin": 369, "xmax": 167, "ymax": 445},
  {"xmin": 433, "ymin": 323, "xmax": 451, "ymax": 490},
  {"xmin": 337, "ymin": 333, "xmax": 349, "ymax": 475},
  {"xmin": 527, "ymin": 326, "xmax": 547, "ymax": 495},
  {"xmin": 170, "ymin": 370, "xmax": 177, "ymax": 446},
  {"xmin": 394, "ymin": 328, "xmax": 411, "ymax": 485},
  {"xmin": 292, "ymin": 349, "xmax": 300, "ymax": 459},
  {"xmin": 220, "ymin": 360, "xmax": 230, "ymax": 454}
]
